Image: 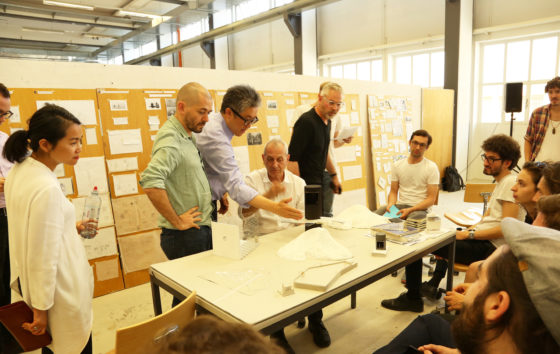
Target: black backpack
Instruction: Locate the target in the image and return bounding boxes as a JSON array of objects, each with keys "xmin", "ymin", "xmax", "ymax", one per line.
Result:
[{"xmin": 442, "ymin": 166, "xmax": 465, "ymax": 192}]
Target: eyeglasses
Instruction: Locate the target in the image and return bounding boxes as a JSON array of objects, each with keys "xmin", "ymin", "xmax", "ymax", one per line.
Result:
[
  {"xmin": 0, "ymin": 111, "xmax": 13, "ymax": 119},
  {"xmin": 230, "ymin": 107, "xmax": 259, "ymax": 127},
  {"xmin": 323, "ymin": 98, "xmax": 344, "ymax": 108},
  {"xmin": 481, "ymin": 154, "xmax": 502, "ymax": 163},
  {"xmin": 411, "ymin": 140, "xmax": 428, "ymax": 148}
]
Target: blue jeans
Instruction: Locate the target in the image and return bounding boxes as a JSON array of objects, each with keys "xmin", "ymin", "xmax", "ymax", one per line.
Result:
[{"xmin": 160, "ymin": 226, "xmax": 212, "ymax": 307}]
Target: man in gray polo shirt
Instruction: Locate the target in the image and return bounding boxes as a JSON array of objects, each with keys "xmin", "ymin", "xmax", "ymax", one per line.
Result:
[{"xmin": 140, "ymin": 82, "xmax": 213, "ymax": 306}]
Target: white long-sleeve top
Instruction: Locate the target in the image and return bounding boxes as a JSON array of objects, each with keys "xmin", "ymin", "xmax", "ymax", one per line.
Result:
[{"xmin": 6, "ymin": 157, "xmax": 93, "ymax": 354}]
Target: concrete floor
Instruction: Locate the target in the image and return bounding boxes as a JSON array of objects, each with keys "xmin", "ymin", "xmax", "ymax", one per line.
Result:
[{"xmin": 89, "ymin": 190, "xmax": 472, "ymax": 354}]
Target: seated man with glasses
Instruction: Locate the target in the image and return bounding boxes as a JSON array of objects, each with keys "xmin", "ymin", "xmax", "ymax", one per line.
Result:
[
  {"xmin": 374, "ymin": 129, "xmax": 439, "ymax": 220},
  {"xmin": 381, "ymin": 134, "xmax": 526, "ymax": 312},
  {"xmin": 196, "ymin": 84, "xmax": 302, "ymax": 223}
]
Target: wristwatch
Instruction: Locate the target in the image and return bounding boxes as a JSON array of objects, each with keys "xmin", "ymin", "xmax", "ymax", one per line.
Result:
[{"xmin": 468, "ymin": 229, "xmax": 476, "ymax": 240}]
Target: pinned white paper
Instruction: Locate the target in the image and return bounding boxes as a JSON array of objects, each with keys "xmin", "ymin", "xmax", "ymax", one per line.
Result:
[
  {"xmin": 350, "ymin": 112, "xmax": 360, "ymax": 124},
  {"xmin": 109, "ymin": 100, "xmax": 128, "ymax": 111},
  {"xmin": 113, "ymin": 173, "xmax": 138, "ymax": 197},
  {"xmin": 378, "ymin": 190, "xmax": 387, "ymax": 206},
  {"xmin": 84, "ymin": 127, "xmax": 97, "ymax": 145},
  {"xmin": 74, "ymin": 156, "xmax": 109, "ymax": 195},
  {"xmin": 150, "ymin": 135, "xmax": 156, "ymax": 141},
  {"xmin": 145, "ymin": 98, "xmax": 161, "ymax": 110},
  {"xmin": 351, "ymin": 100, "xmax": 357, "ymax": 110},
  {"xmin": 271, "ymin": 128, "xmax": 278, "ymax": 134},
  {"xmin": 107, "ymin": 129, "xmax": 143, "ymax": 155},
  {"xmin": 81, "ymin": 226, "xmax": 118, "ymax": 260},
  {"xmin": 285, "ymin": 99, "xmax": 294, "ymax": 105},
  {"xmin": 377, "ymin": 176, "xmax": 387, "ymax": 189},
  {"xmin": 266, "ymin": 115, "xmax": 279, "ymax": 128},
  {"xmin": 373, "ymin": 139, "xmax": 381, "ymax": 149},
  {"xmin": 263, "ymin": 92, "xmax": 273, "ymax": 97},
  {"xmin": 106, "ymin": 157, "xmax": 138, "ymax": 173},
  {"xmin": 342, "ymin": 165, "xmax": 362, "ymax": 181},
  {"xmin": 37, "ymin": 100, "xmax": 97, "ymax": 125},
  {"xmin": 334, "ymin": 145, "xmax": 356, "ymax": 163},
  {"xmin": 381, "ymin": 134, "xmax": 388, "ymax": 148},
  {"xmin": 113, "ymin": 117, "xmax": 128, "ymax": 125},
  {"xmin": 339, "ymin": 114, "xmax": 350, "ymax": 127},
  {"xmin": 10, "ymin": 106, "xmax": 20, "ymax": 123},
  {"xmin": 59, "ymin": 177, "xmax": 73, "ymax": 196},
  {"xmin": 392, "ymin": 121, "xmax": 403, "ymax": 136},
  {"xmin": 286, "ymin": 109, "xmax": 295, "ymax": 127},
  {"xmin": 233, "ymin": 146, "xmax": 250, "ymax": 176}
]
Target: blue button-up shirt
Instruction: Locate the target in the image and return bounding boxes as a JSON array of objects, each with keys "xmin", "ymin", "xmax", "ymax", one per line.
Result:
[{"xmin": 195, "ymin": 112, "xmax": 258, "ymax": 208}]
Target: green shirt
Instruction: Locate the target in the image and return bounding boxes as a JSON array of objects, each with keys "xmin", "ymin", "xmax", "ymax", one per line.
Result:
[{"xmin": 140, "ymin": 116, "xmax": 212, "ymax": 229}]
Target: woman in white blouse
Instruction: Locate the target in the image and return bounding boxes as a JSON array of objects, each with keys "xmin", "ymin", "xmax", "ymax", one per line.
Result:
[{"xmin": 3, "ymin": 104, "xmax": 93, "ymax": 354}]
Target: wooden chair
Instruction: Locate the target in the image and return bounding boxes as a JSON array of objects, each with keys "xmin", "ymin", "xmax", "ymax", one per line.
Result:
[
  {"xmin": 444, "ymin": 183, "xmax": 495, "ymax": 228},
  {"xmin": 112, "ymin": 291, "xmax": 196, "ymax": 354}
]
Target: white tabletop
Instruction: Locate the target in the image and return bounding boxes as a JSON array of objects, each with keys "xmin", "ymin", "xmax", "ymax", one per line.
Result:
[{"xmin": 150, "ymin": 225, "xmax": 455, "ymax": 331}]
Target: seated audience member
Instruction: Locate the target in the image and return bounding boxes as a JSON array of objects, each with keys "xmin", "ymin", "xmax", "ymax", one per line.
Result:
[
  {"xmin": 374, "ymin": 129, "xmax": 439, "ymax": 220},
  {"xmin": 241, "ymin": 138, "xmax": 305, "ymax": 236},
  {"xmin": 533, "ymin": 161, "xmax": 560, "ymax": 200},
  {"xmin": 511, "ymin": 161, "xmax": 546, "ymax": 223},
  {"xmin": 381, "ymin": 134, "xmax": 524, "ymax": 312},
  {"xmin": 375, "ymin": 219, "xmax": 560, "ymax": 354},
  {"xmin": 158, "ymin": 315, "xmax": 283, "ymax": 354}
]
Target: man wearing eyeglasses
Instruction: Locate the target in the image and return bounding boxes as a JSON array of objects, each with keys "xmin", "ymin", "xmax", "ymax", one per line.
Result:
[
  {"xmin": 196, "ymin": 85, "xmax": 303, "ymax": 223},
  {"xmin": 381, "ymin": 134, "xmax": 526, "ymax": 313},
  {"xmin": 0, "ymin": 83, "xmax": 15, "ymax": 353}
]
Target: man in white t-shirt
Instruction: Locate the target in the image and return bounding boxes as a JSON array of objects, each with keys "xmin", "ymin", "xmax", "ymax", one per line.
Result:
[
  {"xmin": 375, "ymin": 129, "xmax": 439, "ymax": 220},
  {"xmin": 381, "ymin": 134, "xmax": 525, "ymax": 313},
  {"xmin": 241, "ymin": 138, "xmax": 305, "ymax": 236},
  {"xmin": 240, "ymin": 138, "xmax": 305, "ymax": 353}
]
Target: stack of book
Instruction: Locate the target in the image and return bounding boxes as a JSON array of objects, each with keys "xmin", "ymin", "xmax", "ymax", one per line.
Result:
[
  {"xmin": 372, "ymin": 222, "xmax": 421, "ymax": 244},
  {"xmin": 404, "ymin": 216, "xmax": 426, "ymax": 231}
]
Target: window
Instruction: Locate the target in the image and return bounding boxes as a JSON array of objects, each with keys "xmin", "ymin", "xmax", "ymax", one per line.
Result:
[
  {"xmin": 141, "ymin": 40, "xmax": 157, "ymax": 56},
  {"xmin": 327, "ymin": 59, "xmax": 383, "ymax": 81},
  {"xmin": 235, "ymin": 0, "xmax": 270, "ymax": 21},
  {"xmin": 477, "ymin": 34, "xmax": 560, "ymax": 123},
  {"xmin": 393, "ymin": 50, "xmax": 444, "ymax": 87},
  {"xmin": 123, "ymin": 46, "xmax": 140, "ymax": 62}
]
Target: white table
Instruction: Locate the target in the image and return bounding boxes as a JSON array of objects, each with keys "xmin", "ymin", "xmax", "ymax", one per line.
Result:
[{"xmin": 149, "ymin": 225, "xmax": 456, "ymax": 334}]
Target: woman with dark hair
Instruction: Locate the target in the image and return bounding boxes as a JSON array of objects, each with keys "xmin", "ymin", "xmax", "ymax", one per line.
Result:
[
  {"xmin": 511, "ymin": 161, "xmax": 546, "ymax": 223},
  {"xmin": 4, "ymin": 104, "xmax": 93, "ymax": 354}
]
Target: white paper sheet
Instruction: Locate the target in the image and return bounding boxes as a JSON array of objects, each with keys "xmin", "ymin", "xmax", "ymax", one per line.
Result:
[
  {"xmin": 81, "ymin": 226, "xmax": 118, "ymax": 260},
  {"xmin": 406, "ymin": 123, "xmax": 414, "ymax": 140},
  {"xmin": 85, "ymin": 127, "xmax": 97, "ymax": 145},
  {"xmin": 109, "ymin": 99, "xmax": 128, "ymax": 111},
  {"xmin": 58, "ymin": 177, "xmax": 73, "ymax": 195},
  {"xmin": 381, "ymin": 134, "xmax": 388, "ymax": 148},
  {"xmin": 339, "ymin": 114, "xmax": 350, "ymax": 127},
  {"xmin": 107, "ymin": 129, "xmax": 143, "ymax": 155},
  {"xmin": 351, "ymin": 100, "xmax": 357, "ymax": 110},
  {"xmin": 286, "ymin": 109, "xmax": 295, "ymax": 127},
  {"xmin": 95, "ymin": 258, "xmax": 119, "ymax": 281},
  {"xmin": 106, "ymin": 157, "xmax": 138, "ymax": 173},
  {"xmin": 378, "ymin": 190, "xmax": 387, "ymax": 206},
  {"xmin": 266, "ymin": 115, "xmax": 279, "ymax": 128},
  {"xmin": 335, "ymin": 126, "xmax": 358, "ymax": 141},
  {"xmin": 342, "ymin": 165, "xmax": 362, "ymax": 181},
  {"xmin": 266, "ymin": 100, "xmax": 278, "ymax": 110},
  {"xmin": 334, "ymin": 145, "xmax": 356, "ymax": 163},
  {"xmin": 36, "ymin": 100, "xmax": 97, "ymax": 125},
  {"xmin": 74, "ymin": 156, "xmax": 109, "ymax": 195},
  {"xmin": 145, "ymin": 98, "xmax": 161, "ymax": 110},
  {"xmin": 10, "ymin": 106, "xmax": 20, "ymax": 123},
  {"xmin": 377, "ymin": 176, "xmax": 387, "ymax": 189},
  {"xmin": 233, "ymin": 146, "xmax": 250, "ymax": 176},
  {"xmin": 373, "ymin": 139, "xmax": 381, "ymax": 149},
  {"xmin": 392, "ymin": 121, "xmax": 403, "ymax": 136},
  {"xmin": 113, "ymin": 117, "xmax": 128, "ymax": 125},
  {"xmin": 350, "ymin": 111, "xmax": 360, "ymax": 124},
  {"xmin": 285, "ymin": 99, "xmax": 295, "ymax": 105},
  {"xmin": 113, "ymin": 173, "xmax": 138, "ymax": 197}
]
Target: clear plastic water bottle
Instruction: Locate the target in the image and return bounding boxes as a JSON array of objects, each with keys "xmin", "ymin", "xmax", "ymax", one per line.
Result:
[{"xmin": 80, "ymin": 186, "xmax": 102, "ymax": 239}]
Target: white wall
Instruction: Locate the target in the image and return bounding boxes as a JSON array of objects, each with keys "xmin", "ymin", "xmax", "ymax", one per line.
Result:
[{"xmin": 0, "ymin": 58, "xmax": 422, "ymax": 211}]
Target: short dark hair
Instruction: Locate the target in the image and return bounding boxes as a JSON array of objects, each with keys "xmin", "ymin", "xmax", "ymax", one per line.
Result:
[
  {"xmin": 220, "ymin": 85, "xmax": 261, "ymax": 115},
  {"xmin": 471, "ymin": 247, "xmax": 559, "ymax": 353},
  {"xmin": 545, "ymin": 77, "xmax": 560, "ymax": 93},
  {"xmin": 3, "ymin": 104, "xmax": 81, "ymax": 163},
  {"xmin": 0, "ymin": 83, "xmax": 10, "ymax": 99},
  {"xmin": 537, "ymin": 195, "xmax": 560, "ymax": 231},
  {"xmin": 542, "ymin": 161, "xmax": 560, "ymax": 195},
  {"xmin": 481, "ymin": 134, "xmax": 520, "ymax": 170},
  {"xmin": 410, "ymin": 129, "xmax": 432, "ymax": 146},
  {"xmin": 522, "ymin": 161, "xmax": 546, "ymax": 186},
  {"xmin": 158, "ymin": 315, "xmax": 284, "ymax": 354}
]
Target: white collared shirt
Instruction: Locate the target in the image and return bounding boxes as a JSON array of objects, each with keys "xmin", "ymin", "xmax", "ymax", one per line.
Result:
[{"xmin": 242, "ymin": 168, "xmax": 306, "ymax": 236}]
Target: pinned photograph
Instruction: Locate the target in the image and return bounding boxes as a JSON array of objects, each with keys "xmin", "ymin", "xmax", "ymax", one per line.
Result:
[
  {"xmin": 247, "ymin": 132, "xmax": 262, "ymax": 146},
  {"xmin": 109, "ymin": 100, "xmax": 128, "ymax": 111},
  {"xmin": 165, "ymin": 98, "xmax": 176, "ymax": 110},
  {"xmin": 145, "ymin": 98, "xmax": 161, "ymax": 110},
  {"xmin": 267, "ymin": 100, "xmax": 278, "ymax": 110}
]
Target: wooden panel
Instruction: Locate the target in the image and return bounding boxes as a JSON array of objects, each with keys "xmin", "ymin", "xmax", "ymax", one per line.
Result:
[
  {"xmin": 422, "ymin": 88, "xmax": 454, "ymax": 180},
  {"xmin": 89, "ymin": 255, "xmax": 125, "ymax": 297}
]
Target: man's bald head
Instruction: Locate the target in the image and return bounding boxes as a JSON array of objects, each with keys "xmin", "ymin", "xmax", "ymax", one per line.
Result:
[{"xmin": 177, "ymin": 82, "xmax": 211, "ymax": 108}]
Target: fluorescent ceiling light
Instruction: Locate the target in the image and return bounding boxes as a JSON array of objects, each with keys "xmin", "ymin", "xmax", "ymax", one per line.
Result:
[
  {"xmin": 22, "ymin": 27, "xmax": 65, "ymax": 34},
  {"xmin": 43, "ymin": 0, "xmax": 95, "ymax": 11},
  {"xmin": 116, "ymin": 10, "xmax": 162, "ymax": 19}
]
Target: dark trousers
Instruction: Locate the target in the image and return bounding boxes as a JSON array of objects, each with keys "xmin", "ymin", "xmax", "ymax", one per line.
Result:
[
  {"xmin": 0, "ymin": 211, "xmax": 19, "ymax": 354},
  {"xmin": 406, "ymin": 239, "xmax": 496, "ymax": 297},
  {"xmin": 42, "ymin": 333, "xmax": 92, "ymax": 354},
  {"xmin": 373, "ymin": 314, "xmax": 455, "ymax": 354},
  {"xmin": 160, "ymin": 226, "xmax": 212, "ymax": 307},
  {"xmin": 321, "ymin": 171, "xmax": 335, "ymax": 217}
]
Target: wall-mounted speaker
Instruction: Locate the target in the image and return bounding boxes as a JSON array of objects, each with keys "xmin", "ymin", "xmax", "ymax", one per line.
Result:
[{"xmin": 505, "ymin": 82, "xmax": 523, "ymax": 113}]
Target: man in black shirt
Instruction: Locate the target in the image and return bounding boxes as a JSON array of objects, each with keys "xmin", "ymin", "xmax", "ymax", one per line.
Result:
[{"xmin": 283, "ymin": 82, "xmax": 343, "ymax": 351}]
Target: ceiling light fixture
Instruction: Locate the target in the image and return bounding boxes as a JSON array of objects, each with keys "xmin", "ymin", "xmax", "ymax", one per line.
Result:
[
  {"xmin": 116, "ymin": 10, "xmax": 161, "ymax": 19},
  {"xmin": 22, "ymin": 27, "xmax": 65, "ymax": 34},
  {"xmin": 43, "ymin": 0, "xmax": 95, "ymax": 11}
]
